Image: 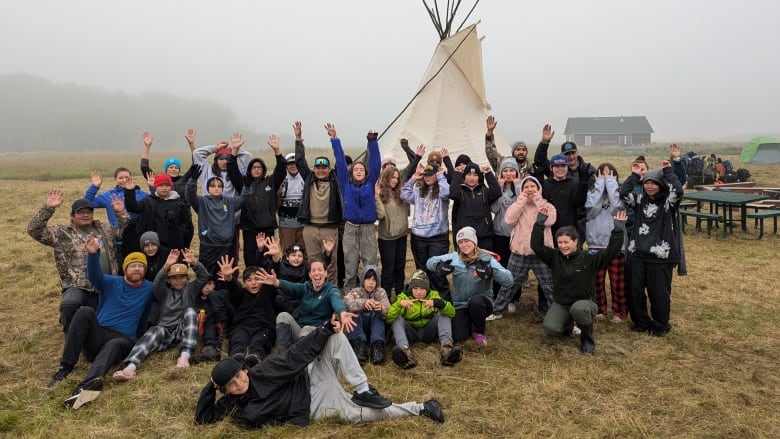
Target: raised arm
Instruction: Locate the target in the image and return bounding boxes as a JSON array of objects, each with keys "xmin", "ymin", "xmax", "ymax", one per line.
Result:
[{"xmin": 484, "ymin": 116, "xmax": 503, "ymax": 173}]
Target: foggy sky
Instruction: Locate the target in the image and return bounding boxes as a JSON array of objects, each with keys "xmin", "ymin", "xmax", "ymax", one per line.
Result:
[{"xmin": 3, "ymin": 0, "xmax": 779, "ymax": 145}]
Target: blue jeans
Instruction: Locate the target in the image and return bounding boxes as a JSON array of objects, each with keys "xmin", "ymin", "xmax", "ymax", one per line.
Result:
[{"xmin": 346, "ymin": 311, "xmax": 386, "ymax": 344}]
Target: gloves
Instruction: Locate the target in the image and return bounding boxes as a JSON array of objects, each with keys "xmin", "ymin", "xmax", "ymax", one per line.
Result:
[
  {"xmin": 432, "ymin": 299, "xmax": 446, "ymax": 310},
  {"xmin": 435, "ymin": 260, "xmax": 455, "ymax": 276},
  {"xmin": 473, "ymin": 260, "xmax": 493, "ymax": 280}
]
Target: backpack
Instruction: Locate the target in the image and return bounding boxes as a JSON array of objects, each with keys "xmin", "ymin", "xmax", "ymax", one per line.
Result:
[
  {"xmin": 686, "ymin": 156, "xmax": 704, "ymax": 186},
  {"xmin": 701, "ymin": 156, "xmax": 715, "ymax": 184},
  {"xmin": 722, "ymin": 159, "xmax": 734, "ymax": 172},
  {"xmin": 736, "ymin": 168, "xmax": 752, "ymax": 182}
]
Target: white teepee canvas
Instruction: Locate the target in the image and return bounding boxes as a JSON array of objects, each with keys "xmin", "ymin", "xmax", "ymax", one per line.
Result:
[{"xmin": 380, "ymin": 23, "xmax": 510, "ymax": 168}]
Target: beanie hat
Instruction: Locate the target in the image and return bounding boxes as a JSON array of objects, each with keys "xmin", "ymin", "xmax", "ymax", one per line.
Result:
[
  {"xmin": 550, "ymin": 154, "xmax": 568, "ymax": 167},
  {"xmin": 153, "ymin": 174, "xmax": 173, "ymax": 187},
  {"xmin": 455, "ymin": 226, "xmax": 478, "ymax": 245},
  {"xmin": 407, "ymin": 269, "xmax": 430, "ymax": 291},
  {"xmin": 561, "ymin": 141, "xmax": 578, "ymax": 153},
  {"xmin": 519, "ymin": 175, "xmax": 542, "ymax": 192},
  {"xmin": 381, "ymin": 154, "xmax": 396, "ymax": 167},
  {"xmin": 123, "ymin": 252, "xmax": 147, "ymax": 272},
  {"xmin": 139, "ymin": 231, "xmax": 160, "ymax": 248},
  {"xmin": 455, "ymin": 154, "xmax": 472, "ymax": 167},
  {"xmin": 427, "ymin": 151, "xmax": 443, "ymax": 163},
  {"xmin": 168, "ymin": 263, "xmax": 188, "ymax": 277},
  {"xmin": 163, "ymin": 157, "xmax": 182, "ymax": 172},
  {"xmin": 210, "ymin": 358, "xmax": 242, "ymax": 390},
  {"xmin": 71, "ymin": 199, "xmax": 94, "ymax": 214},
  {"xmin": 500, "ymin": 158, "xmax": 519, "ymax": 173},
  {"xmin": 512, "ymin": 141, "xmax": 528, "ymax": 152},
  {"xmin": 463, "ymin": 163, "xmax": 481, "ymax": 176},
  {"xmin": 216, "ymin": 148, "xmax": 232, "ymax": 158}
]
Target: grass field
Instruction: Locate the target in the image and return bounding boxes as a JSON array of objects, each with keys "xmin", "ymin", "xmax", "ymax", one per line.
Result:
[{"xmin": 0, "ymin": 149, "xmax": 778, "ymax": 438}]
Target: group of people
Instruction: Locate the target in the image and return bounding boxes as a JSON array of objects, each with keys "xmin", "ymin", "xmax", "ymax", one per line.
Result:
[{"xmin": 28, "ymin": 117, "xmax": 685, "ymax": 429}]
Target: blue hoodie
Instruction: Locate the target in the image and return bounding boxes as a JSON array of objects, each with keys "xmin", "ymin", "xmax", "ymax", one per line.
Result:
[{"xmin": 332, "ymin": 137, "xmax": 381, "ymax": 224}]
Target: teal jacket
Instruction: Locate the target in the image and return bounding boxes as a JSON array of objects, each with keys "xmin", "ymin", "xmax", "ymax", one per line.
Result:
[
  {"xmin": 278, "ymin": 279, "xmax": 346, "ymax": 327},
  {"xmin": 386, "ymin": 290, "xmax": 455, "ymax": 328}
]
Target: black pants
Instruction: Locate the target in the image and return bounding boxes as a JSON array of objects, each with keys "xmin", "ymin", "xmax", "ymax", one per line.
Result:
[
  {"xmin": 60, "ymin": 307, "xmax": 133, "ymax": 387},
  {"xmin": 627, "ymin": 258, "xmax": 672, "ymax": 331},
  {"xmin": 410, "ymin": 233, "xmax": 451, "ymax": 300},
  {"xmin": 229, "ymin": 325, "xmax": 273, "ymax": 357},
  {"xmin": 60, "ymin": 288, "xmax": 99, "ymax": 333},
  {"xmin": 199, "ymin": 243, "xmax": 232, "ymax": 276},
  {"xmin": 452, "ymin": 295, "xmax": 493, "ymax": 343},
  {"xmin": 378, "ymin": 236, "xmax": 407, "ymax": 297}
]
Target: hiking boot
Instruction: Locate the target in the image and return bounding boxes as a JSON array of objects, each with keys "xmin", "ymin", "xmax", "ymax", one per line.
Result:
[
  {"xmin": 47, "ymin": 366, "xmax": 73, "ymax": 388},
  {"xmin": 420, "ymin": 398, "xmax": 445, "ymax": 423},
  {"xmin": 351, "ymin": 385, "xmax": 392, "ymax": 409},
  {"xmin": 440, "ymin": 343, "xmax": 462, "ymax": 367},
  {"xmin": 201, "ymin": 346, "xmax": 221, "ymax": 361},
  {"xmin": 370, "ymin": 341, "xmax": 385, "ymax": 365},
  {"xmin": 112, "ymin": 367, "xmax": 136, "ymax": 382},
  {"xmin": 391, "ymin": 346, "xmax": 416, "ymax": 370},
  {"xmin": 650, "ymin": 326, "xmax": 670, "ymax": 337},
  {"xmin": 245, "ymin": 353, "xmax": 263, "ymax": 368},
  {"xmin": 580, "ymin": 323, "xmax": 595, "ymax": 354},
  {"xmin": 232, "ymin": 352, "xmax": 245, "ymax": 365},
  {"xmin": 351, "ymin": 339, "xmax": 369, "ymax": 364},
  {"xmin": 64, "ymin": 377, "xmax": 103, "ymax": 410},
  {"xmin": 485, "ymin": 313, "xmax": 502, "ymax": 321},
  {"xmin": 472, "ymin": 333, "xmax": 487, "ymax": 346}
]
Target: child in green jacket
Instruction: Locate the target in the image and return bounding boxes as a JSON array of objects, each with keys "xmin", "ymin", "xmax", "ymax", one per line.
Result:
[{"xmin": 386, "ymin": 270, "xmax": 461, "ymax": 369}]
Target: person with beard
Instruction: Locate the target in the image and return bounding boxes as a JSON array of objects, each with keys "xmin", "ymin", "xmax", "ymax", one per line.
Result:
[
  {"xmin": 236, "ymin": 134, "xmax": 287, "ymax": 267},
  {"xmin": 48, "ymin": 237, "xmax": 155, "ymax": 410},
  {"xmin": 484, "ymin": 116, "xmax": 534, "ymax": 178},
  {"xmin": 619, "ymin": 162, "xmax": 683, "ymax": 337},
  {"xmin": 253, "ymin": 233, "xmax": 334, "ymax": 318}
]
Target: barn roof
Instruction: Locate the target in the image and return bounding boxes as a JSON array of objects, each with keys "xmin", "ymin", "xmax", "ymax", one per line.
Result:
[{"xmin": 564, "ymin": 116, "xmax": 653, "ymax": 135}]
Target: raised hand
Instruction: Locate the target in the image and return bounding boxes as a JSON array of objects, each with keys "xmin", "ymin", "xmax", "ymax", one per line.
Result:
[
  {"xmin": 324, "ymin": 123, "xmax": 337, "ymax": 139},
  {"xmin": 109, "ymin": 194, "xmax": 125, "ymax": 212},
  {"xmin": 46, "ymin": 189, "xmax": 64, "ymax": 208},
  {"xmin": 185, "ymin": 129, "xmax": 196, "ymax": 147},
  {"xmin": 415, "ymin": 144, "xmax": 426, "ymax": 157},
  {"xmin": 542, "ymin": 124, "xmax": 555, "ymax": 143},
  {"xmin": 166, "ymin": 249, "xmax": 181, "ymax": 267},
  {"xmin": 217, "ymin": 255, "xmax": 238, "ymax": 279},
  {"xmin": 614, "ymin": 210, "xmax": 628, "ymax": 222},
  {"xmin": 481, "ymin": 165, "xmax": 492, "ymax": 174},
  {"xmin": 263, "ymin": 236, "xmax": 281, "ymax": 257},
  {"xmin": 322, "ymin": 236, "xmax": 335, "ymax": 254},
  {"xmin": 231, "ymin": 133, "xmax": 245, "ymax": 151},
  {"xmin": 440, "ymin": 147, "xmax": 449, "ymax": 158},
  {"xmin": 367, "ymin": 130, "xmax": 378, "ymax": 141},
  {"xmin": 661, "ymin": 159, "xmax": 671, "ymax": 169},
  {"xmin": 669, "ymin": 143, "xmax": 681, "ymax": 160},
  {"xmin": 293, "ymin": 121, "xmax": 303, "ymax": 140},
  {"xmin": 539, "ymin": 205, "xmax": 550, "ymax": 216},
  {"xmin": 486, "ymin": 115, "xmax": 497, "ymax": 133},
  {"xmin": 144, "ymin": 170, "xmax": 155, "ymax": 188},
  {"xmin": 84, "ymin": 233, "xmax": 102, "ymax": 254},
  {"xmin": 267, "ymin": 134, "xmax": 280, "ymax": 153},
  {"xmin": 182, "ymin": 248, "xmax": 198, "ymax": 265},
  {"xmin": 90, "ymin": 170, "xmax": 103, "ymax": 187},
  {"xmin": 631, "ymin": 162, "xmax": 642, "ymax": 175},
  {"xmin": 255, "ymin": 232, "xmax": 267, "ymax": 252},
  {"xmin": 413, "ymin": 164, "xmax": 424, "ymax": 181},
  {"xmin": 142, "ymin": 131, "xmax": 153, "ymax": 148},
  {"xmin": 256, "ymin": 268, "xmax": 278, "ymax": 286}
]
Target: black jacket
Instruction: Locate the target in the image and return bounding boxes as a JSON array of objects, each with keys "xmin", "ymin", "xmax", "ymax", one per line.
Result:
[
  {"xmin": 294, "ymin": 140, "xmax": 344, "ymax": 225},
  {"xmin": 124, "ymin": 188, "xmax": 194, "ymax": 250},
  {"xmin": 238, "ymin": 156, "xmax": 287, "ymax": 232},
  {"xmin": 449, "ymin": 170, "xmax": 501, "ymax": 238}
]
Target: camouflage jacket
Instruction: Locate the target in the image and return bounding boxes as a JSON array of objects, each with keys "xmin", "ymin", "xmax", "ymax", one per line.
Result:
[
  {"xmin": 485, "ymin": 134, "xmax": 533, "ymax": 178},
  {"xmin": 28, "ymin": 205, "xmax": 128, "ymax": 292}
]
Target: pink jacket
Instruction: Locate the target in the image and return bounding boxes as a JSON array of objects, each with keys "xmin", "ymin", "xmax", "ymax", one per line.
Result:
[{"xmin": 505, "ymin": 193, "xmax": 556, "ymax": 255}]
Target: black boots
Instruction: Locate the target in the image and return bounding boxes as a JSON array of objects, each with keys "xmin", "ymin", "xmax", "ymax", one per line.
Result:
[
  {"xmin": 370, "ymin": 341, "xmax": 385, "ymax": 365},
  {"xmin": 351, "ymin": 339, "xmax": 369, "ymax": 364},
  {"xmin": 276, "ymin": 323, "xmax": 293, "ymax": 355},
  {"xmin": 580, "ymin": 323, "xmax": 595, "ymax": 354}
]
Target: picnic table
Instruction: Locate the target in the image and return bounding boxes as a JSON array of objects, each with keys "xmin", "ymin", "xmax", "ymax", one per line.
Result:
[{"xmin": 682, "ymin": 190, "xmax": 769, "ymax": 238}]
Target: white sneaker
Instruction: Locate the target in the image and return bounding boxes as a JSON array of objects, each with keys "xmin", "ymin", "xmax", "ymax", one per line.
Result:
[
  {"xmin": 611, "ymin": 315, "xmax": 625, "ymax": 323},
  {"xmin": 485, "ymin": 313, "xmax": 503, "ymax": 321},
  {"xmin": 507, "ymin": 303, "xmax": 517, "ymax": 313},
  {"xmin": 572, "ymin": 324, "xmax": 582, "ymax": 335},
  {"xmin": 595, "ymin": 313, "xmax": 605, "ymax": 321}
]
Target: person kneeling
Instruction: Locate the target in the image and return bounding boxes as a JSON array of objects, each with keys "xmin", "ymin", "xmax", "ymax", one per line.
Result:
[
  {"xmin": 386, "ymin": 270, "xmax": 461, "ymax": 369},
  {"xmin": 531, "ymin": 206, "xmax": 626, "ymax": 353},
  {"xmin": 195, "ymin": 314, "xmax": 445, "ymax": 427}
]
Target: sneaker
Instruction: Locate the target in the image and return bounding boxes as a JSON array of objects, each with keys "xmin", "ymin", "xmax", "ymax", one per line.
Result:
[
  {"xmin": 595, "ymin": 313, "xmax": 605, "ymax": 321},
  {"xmin": 232, "ymin": 352, "xmax": 245, "ymax": 364},
  {"xmin": 112, "ymin": 368, "xmax": 136, "ymax": 382},
  {"xmin": 572, "ymin": 325, "xmax": 581, "ymax": 336},
  {"xmin": 630, "ymin": 324, "xmax": 651, "ymax": 333},
  {"xmin": 485, "ymin": 313, "xmax": 502, "ymax": 321},
  {"xmin": 420, "ymin": 398, "xmax": 445, "ymax": 423},
  {"xmin": 351, "ymin": 386, "xmax": 392, "ymax": 409},
  {"xmin": 650, "ymin": 326, "xmax": 670, "ymax": 337},
  {"xmin": 611, "ymin": 315, "xmax": 625, "ymax": 323},
  {"xmin": 47, "ymin": 366, "xmax": 73, "ymax": 388},
  {"xmin": 507, "ymin": 303, "xmax": 517, "ymax": 313},
  {"xmin": 64, "ymin": 377, "xmax": 103, "ymax": 410},
  {"xmin": 440, "ymin": 344, "xmax": 462, "ymax": 367},
  {"xmin": 244, "ymin": 353, "xmax": 262, "ymax": 368},
  {"xmin": 472, "ymin": 333, "xmax": 487, "ymax": 346},
  {"xmin": 175, "ymin": 355, "xmax": 191, "ymax": 369},
  {"xmin": 391, "ymin": 346, "xmax": 417, "ymax": 370}
]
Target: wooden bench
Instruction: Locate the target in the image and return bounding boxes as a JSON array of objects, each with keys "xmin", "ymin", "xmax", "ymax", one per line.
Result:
[
  {"xmin": 680, "ymin": 211, "xmax": 722, "ymax": 236},
  {"xmin": 745, "ymin": 210, "xmax": 780, "ymax": 239}
]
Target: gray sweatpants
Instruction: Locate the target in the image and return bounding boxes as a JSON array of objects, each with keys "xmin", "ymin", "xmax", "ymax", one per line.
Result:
[
  {"xmin": 391, "ymin": 312, "xmax": 453, "ymax": 348},
  {"xmin": 342, "ymin": 222, "xmax": 378, "ymax": 290}
]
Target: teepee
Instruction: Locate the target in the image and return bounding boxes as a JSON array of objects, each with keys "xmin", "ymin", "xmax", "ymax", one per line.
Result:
[{"xmin": 379, "ymin": 1, "xmax": 509, "ymax": 168}]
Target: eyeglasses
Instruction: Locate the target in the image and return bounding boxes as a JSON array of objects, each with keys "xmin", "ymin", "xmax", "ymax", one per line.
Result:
[{"xmin": 313, "ymin": 158, "xmax": 330, "ymax": 167}]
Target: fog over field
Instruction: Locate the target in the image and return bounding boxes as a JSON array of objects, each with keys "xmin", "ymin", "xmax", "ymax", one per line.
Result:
[{"xmin": 2, "ymin": 0, "xmax": 779, "ymax": 149}]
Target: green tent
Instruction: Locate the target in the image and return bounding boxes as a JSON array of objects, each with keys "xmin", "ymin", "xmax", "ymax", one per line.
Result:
[{"xmin": 740, "ymin": 136, "xmax": 780, "ymax": 163}]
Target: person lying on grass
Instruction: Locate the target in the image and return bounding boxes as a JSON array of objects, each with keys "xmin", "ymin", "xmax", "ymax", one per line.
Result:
[
  {"xmin": 195, "ymin": 314, "xmax": 445, "ymax": 427},
  {"xmin": 531, "ymin": 207, "xmax": 626, "ymax": 354}
]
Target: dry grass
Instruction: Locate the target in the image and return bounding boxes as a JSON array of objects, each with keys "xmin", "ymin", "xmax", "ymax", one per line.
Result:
[{"xmin": 0, "ymin": 150, "xmax": 778, "ymax": 438}]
